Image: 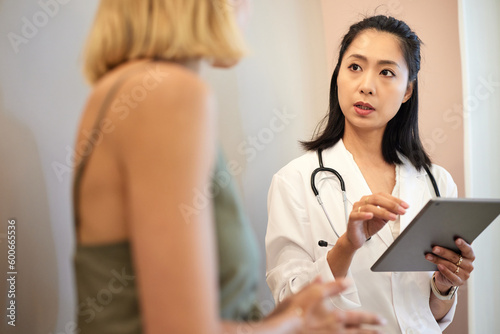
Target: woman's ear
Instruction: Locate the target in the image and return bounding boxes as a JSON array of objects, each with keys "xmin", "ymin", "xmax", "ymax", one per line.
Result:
[{"xmin": 403, "ymin": 81, "xmax": 414, "ymax": 103}]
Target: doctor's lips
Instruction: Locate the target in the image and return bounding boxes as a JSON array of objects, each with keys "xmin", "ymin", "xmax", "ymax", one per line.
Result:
[{"xmin": 354, "ymin": 101, "xmax": 375, "ymax": 116}]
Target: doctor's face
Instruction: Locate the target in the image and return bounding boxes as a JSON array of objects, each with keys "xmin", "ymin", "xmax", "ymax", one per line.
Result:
[{"xmin": 337, "ymin": 29, "xmax": 414, "ymax": 135}]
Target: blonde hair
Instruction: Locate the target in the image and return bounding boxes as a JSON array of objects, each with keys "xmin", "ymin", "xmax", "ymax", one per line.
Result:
[{"xmin": 83, "ymin": 0, "xmax": 247, "ymax": 84}]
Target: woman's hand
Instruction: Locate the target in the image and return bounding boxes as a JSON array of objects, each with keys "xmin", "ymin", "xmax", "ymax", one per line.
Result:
[
  {"xmin": 269, "ymin": 278, "xmax": 386, "ymax": 334},
  {"xmin": 426, "ymin": 238, "xmax": 475, "ymax": 293},
  {"xmin": 346, "ymin": 193, "xmax": 409, "ymax": 249}
]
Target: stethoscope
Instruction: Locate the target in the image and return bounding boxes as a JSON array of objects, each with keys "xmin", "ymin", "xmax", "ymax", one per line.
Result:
[{"xmin": 311, "ymin": 149, "xmax": 440, "ymax": 245}]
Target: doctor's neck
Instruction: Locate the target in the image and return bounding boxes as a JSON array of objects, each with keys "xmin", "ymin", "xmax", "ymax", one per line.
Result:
[{"xmin": 343, "ymin": 126, "xmax": 388, "ymax": 165}]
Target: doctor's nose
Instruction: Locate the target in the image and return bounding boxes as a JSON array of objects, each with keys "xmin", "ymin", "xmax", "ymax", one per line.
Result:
[{"xmin": 359, "ymin": 74, "xmax": 376, "ymax": 95}]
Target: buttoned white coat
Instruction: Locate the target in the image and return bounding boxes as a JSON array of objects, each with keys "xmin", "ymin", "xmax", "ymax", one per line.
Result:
[{"xmin": 266, "ymin": 140, "xmax": 457, "ymax": 334}]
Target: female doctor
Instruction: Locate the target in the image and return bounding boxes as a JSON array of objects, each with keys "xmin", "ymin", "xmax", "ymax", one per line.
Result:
[{"xmin": 265, "ymin": 15, "xmax": 476, "ymax": 334}]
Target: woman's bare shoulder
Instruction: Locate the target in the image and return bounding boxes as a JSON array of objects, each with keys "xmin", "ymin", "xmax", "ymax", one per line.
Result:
[
  {"xmin": 89, "ymin": 60, "xmax": 211, "ymax": 110},
  {"xmin": 83, "ymin": 60, "xmax": 213, "ymax": 136},
  {"xmin": 102, "ymin": 60, "xmax": 215, "ymax": 161}
]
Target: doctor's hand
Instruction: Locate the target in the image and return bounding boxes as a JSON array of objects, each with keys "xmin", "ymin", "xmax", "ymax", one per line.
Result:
[
  {"xmin": 268, "ymin": 277, "xmax": 386, "ymax": 334},
  {"xmin": 346, "ymin": 193, "xmax": 409, "ymax": 250},
  {"xmin": 426, "ymin": 238, "xmax": 475, "ymax": 292}
]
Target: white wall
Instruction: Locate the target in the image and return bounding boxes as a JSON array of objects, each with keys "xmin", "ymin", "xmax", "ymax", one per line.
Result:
[
  {"xmin": 0, "ymin": 1, "xmax": 99, "ymax": 333},
  {"xmin": 460, "ymin": 0, "xmax": 500, "ymax": 333}
]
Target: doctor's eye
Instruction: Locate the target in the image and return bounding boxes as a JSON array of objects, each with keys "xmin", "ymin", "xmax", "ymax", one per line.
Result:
[
  {"xmin": 380, "ymin": 69, "xmax": 396, "ymax": 77},
  {"xmin": 348, "ymin": 64, "xmax": 362, "ymax": 72}
]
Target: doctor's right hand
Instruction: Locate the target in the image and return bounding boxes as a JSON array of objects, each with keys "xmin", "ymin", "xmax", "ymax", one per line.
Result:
[
  {"xmin": 346, "ymin": 193, "xmax": 409, "ymax": 249},
  {"xmin": 268, "ymin": 277, "xmax": 386, "ymax": 334}
]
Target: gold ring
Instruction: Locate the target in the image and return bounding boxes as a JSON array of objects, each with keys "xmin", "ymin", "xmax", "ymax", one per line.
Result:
[
  {"xmin": 455, "ymin": 266, "xmax": 460, "ymax": 274},
  {"xmin": 358, "ymin": 206, "xmax": 361, "ymax": 213},
  {"xmin": 456, "ymin": 255, "xmax": 463, "ymax": 267}
]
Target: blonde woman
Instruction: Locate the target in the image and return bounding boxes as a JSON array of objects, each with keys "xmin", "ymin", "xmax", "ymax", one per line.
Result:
[{"xmin": 73, "ymin": 1, "xmax": 385, "ymax": 333}]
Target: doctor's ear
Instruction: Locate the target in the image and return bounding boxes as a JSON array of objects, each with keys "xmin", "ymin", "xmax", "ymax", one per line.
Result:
[{"xmin": 402, "ymin": 81, "xmax": 414, "ymax": 103}]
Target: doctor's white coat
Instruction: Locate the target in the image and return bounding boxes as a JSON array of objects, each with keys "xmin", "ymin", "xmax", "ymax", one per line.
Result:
[{"xmin": 266, "ymin": 140, "xmax": 458, "ymax": 334}]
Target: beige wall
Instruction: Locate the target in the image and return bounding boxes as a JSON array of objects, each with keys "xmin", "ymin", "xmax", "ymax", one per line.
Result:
[{"xmin": 319, "ymin": 1, "xmax": 466, "ymax": 333}]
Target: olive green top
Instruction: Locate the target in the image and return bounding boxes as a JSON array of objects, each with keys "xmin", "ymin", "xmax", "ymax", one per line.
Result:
[
  {"xmin": 74, "ymin": 242, "xmax": 140, "ymax": 333},
  {"xmin": 74, "ymin": 149, "xmax": 261, "ymax": 333},
  {"xmin": 212, "ymin": 150, "xmax": 261, "ymax": 321},
  {"xmin": 74, "ymin": 67, "xmax": 261, "ymax": 332}
]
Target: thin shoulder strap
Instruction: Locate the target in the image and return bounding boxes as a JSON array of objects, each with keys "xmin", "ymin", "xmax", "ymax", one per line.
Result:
[{"xmin": 73, "ymin": 64, "xmax": 149, "ymax": 229}]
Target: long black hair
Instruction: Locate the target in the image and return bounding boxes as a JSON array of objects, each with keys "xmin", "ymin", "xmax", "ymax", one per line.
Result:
[{"xmin": 302, "ymin": 15, "xmax": 431, "ymax": 170}]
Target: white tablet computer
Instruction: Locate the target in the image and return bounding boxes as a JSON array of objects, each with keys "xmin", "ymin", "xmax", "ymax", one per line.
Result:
[{"xmin": 371, "ymin": 198, "xmax": 500, "ymax": 272}]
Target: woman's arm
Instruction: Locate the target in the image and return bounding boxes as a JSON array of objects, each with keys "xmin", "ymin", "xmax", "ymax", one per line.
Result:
[{"xmin": 121, "ymin": 64, "xmax": 219, "ymax": 333}]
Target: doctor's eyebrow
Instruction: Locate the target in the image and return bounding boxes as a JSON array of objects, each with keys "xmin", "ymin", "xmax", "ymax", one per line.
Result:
[{"xmin": 346, "ymin": 54, "xmax": 401, "ymax": 68}]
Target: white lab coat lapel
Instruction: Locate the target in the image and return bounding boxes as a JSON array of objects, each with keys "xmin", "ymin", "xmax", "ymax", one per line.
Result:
[
  {"xmin": 317, "ymin": 140, "xmax": 394, "ymax": 247},
  {"xmin": 398, "ymin": 157, "xmax": 429, "ymax": 232}
]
